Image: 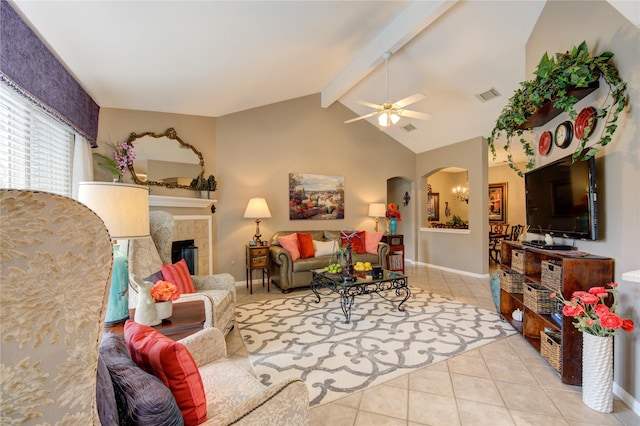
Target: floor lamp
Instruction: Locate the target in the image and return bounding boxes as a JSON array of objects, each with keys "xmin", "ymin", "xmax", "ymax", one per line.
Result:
[{"xmin": 78, "ymin": 182, "xmax": 149, "ymax": 327}]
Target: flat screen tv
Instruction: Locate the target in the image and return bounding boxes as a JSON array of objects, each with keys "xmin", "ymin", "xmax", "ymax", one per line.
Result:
[{"xmin": 525, "ymin": 153, "xmax": 598, "ymax": 240}]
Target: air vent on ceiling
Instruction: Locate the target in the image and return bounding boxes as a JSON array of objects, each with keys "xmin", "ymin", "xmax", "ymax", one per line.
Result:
[
  {"xmin": 475, "ymin": 88, "xmax": 501, "ymax": 102},
  {"xmin": 402, "ymin": 123, "xmax": 417, "ymax": 132}
]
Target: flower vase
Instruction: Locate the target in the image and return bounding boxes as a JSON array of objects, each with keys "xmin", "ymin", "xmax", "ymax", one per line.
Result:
[
  {"xmin": 130, "ymin": 274, "xmax": 160, "ymax": 326},
  {"xmin": 155, "ymin": 300, "xmax": 173, "ymax": 321},
  {"xmin": 389, "ymin": 217, "xmax": 397, "ymax": 235},
  {"xmin": 582, "ymin": 332, "xmax": 613, "ymax": 413}
]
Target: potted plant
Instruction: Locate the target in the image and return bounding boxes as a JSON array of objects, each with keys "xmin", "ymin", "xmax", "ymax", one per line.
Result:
[
  {"xmin": 488, "ymin": 41, "xmax": 627, "ymax": 176},
  {"xmin": 93, "ymin": 141, "xmax": 136, "ymax": 182},
  {"xmin": 190, "ymin": 174, "xmax": 217, "ymax": 199}
]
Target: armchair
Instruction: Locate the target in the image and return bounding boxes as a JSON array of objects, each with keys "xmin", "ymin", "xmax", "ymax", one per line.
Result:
[
  {"xmin": 128, "ymin": 211, "xmax": 236, "ymax": 335},
  {"xmin": 0, "ymin": 189, "xmax": 113, "ymax": 423},
  {"xmin": 179, "ymin": 327, "xmax": 309, "ymax": 425}
]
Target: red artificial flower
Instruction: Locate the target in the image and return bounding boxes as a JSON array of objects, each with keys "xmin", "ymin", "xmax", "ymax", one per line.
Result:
[
  {"xmin": 599, "ymin": 313, "xmax": 623, "ymax": 329},
  {"xmin": 621, "ymin": 318, "xmax": 635, "ymax": 333},
  {"xmin": 553, "ymin": 282, "xmax": 634, "ymax": 337},
  {"xmin": 588, "ymin": 286, "xmax": 609, "ymax": 298},
  {"xmin": 563, "ymin": 305, "xmax": 584, "ymax": 317},
  {"xmin": 578, "ymin": 293, "xmax": 600, "ymax": 305},
  {"xmin": 594, "ymin": 304, "xmax": 610, "ymax": 317}
]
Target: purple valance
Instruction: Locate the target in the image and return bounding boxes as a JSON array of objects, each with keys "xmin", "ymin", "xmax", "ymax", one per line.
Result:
[{"xmin": 0, "ymin": 0, "xmax": 99, "ymax": 145}]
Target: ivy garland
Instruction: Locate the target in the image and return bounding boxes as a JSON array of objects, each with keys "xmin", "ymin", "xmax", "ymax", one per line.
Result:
[{"xmin": 487, "ymin": 41, "xmax": 627, "ymax": 176}]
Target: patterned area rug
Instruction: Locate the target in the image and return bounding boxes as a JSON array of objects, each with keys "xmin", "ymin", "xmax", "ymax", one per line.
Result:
[{"xmin": 236, "ymin": 288, "xmax": 515, "ymax": 406}]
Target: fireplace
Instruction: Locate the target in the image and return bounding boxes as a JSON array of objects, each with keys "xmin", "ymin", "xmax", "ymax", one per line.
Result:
[{"xmin": 171, "ymin": 239, "xmax": 198, "ymax": 275}]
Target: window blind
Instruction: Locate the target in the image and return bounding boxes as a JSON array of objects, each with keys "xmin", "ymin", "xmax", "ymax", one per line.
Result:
[{"xmin": 1, "ymin": 84, "xmax": 74, "ymax": 197}]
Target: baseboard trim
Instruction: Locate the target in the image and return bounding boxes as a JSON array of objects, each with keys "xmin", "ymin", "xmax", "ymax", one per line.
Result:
[
  {"xmin": 414, "ymin": 261, "xmax": 490, "ymax": 279},
  {"xmin": 614, "ymin": 381, "xmax": 640, "ymax": 416}
]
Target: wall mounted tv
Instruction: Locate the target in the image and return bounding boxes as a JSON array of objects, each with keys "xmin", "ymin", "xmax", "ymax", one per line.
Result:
[{"xmin": 525, "ymin": 153, "xmax": 598, "ymax": 240}]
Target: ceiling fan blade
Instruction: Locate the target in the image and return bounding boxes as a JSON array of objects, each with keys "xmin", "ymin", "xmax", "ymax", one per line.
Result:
[
  {"xmin": 344, "ymin": 111, "xmax": 380, "ymax": 124},
  {"xmin": 398, "ymin": 109, "xmax": 431, "ymax": 120},
  {"xmin": 357, "ymin": 100, "xmax": 383, "ymax": 110},
  {"xmin": 393, "ymin": 93, "xmax": 426, "ymax": 109}
]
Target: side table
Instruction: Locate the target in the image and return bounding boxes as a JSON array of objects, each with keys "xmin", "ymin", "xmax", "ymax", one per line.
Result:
[
  {"xmin": 105, "ymin": 300, "xmax": 205, "ymax": 341},
  {"xmin": 246, "ymin": 244, "xmax": 270, "ymax": 294},
  {"xmin": 382, "ymin": 234, "xmax": 405, "ymax": 273}
]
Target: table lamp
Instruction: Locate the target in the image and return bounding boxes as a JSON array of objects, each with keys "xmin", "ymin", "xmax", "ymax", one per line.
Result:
[
  {"xmin": 243, "ymin": 197, "xmax": 271, "ymax": 244},
  {"xmin": 78, "ymin": 182, "xmax": 149, "ymax": 327},
  {"xmin": 368, "ymin": 203, "xmax": 386, "ymax": 232}
]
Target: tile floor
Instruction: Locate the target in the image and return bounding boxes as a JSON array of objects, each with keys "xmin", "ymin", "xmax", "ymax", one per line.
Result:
[{"xmin": 225, "ymin": 264, "xmax": 639, "ymax": 426}]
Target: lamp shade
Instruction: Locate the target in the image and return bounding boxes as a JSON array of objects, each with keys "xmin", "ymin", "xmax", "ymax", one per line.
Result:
[
  {"xmin": 243, "ymin": 197, "xmax": 272, "ymax": 219},
  {"xmin": 78, "ymin": 182, "xmax": 149, "ymax": 239},
  {"xmin": 368, "ymin": 203, "xmax": 386, "ymax": 218}
]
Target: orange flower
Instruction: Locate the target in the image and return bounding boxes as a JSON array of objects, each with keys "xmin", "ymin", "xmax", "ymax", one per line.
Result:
[{"xmin": 151, "ymin": 280, "xmax": 180, "ymax": 302}]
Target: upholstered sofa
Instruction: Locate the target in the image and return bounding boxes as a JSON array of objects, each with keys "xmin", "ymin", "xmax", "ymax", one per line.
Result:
[
  {"xmin": 99, "ymin": 327, "xmax": 309, "ymax": 425},
  {"xmin": 269, "ymin": 230, "xmax": 389, "ymax": 292},
  {"xmin": 128, "ymin": 211, "xmax": 236, "ymax": 335}
]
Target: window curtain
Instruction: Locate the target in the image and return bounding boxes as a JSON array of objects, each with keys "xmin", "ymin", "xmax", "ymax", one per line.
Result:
[
  {"xmin": 0, "ymin": 0, "xmax": 99, "ymax": 145},
  {"xmin": 72, "ymin": 133, "xmax": 94, "ymax": 200}
]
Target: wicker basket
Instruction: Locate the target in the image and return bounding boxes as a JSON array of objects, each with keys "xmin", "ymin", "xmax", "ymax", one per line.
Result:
[
  {"xmin": 540, "ymin": 330, "xmax": 561, "ymax": 372},
  {"xmin": 499, "ymin": 269, "xmax": 523, "ymax": 294},
  {"xmin": 541, "ymin": 260, "xmax": 562, "ymax": 293},
  {"xmin": 524, "ymin": 283, "xmax": 555, "ymax": 314},
  {"xmin": 512, "ymin": 249, "xmax": 525, "ymax": 273}
]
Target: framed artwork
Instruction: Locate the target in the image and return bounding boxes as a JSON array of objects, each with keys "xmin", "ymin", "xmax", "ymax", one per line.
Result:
[
  {"xmin": 488, "ymin": 183, "xmax": 508, "ymax": 222},
  {"xmin": 427, "ymin": 192, "xmax": 439, "ymax": 221},
  {"xmin": 289, "ymin": 173, "xmax": 344, "ymax": 220}
]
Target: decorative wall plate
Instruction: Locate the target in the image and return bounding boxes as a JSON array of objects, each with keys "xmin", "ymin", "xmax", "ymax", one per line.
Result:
[
  {"xmin": 555, "ymin": 121, "xmax": 573, "ymax": 148},
  {"xmin": 538, "ymin": 131, "xmax": 552, "ymax": 156},
  {"xmin": 575, "ymin": 107, "xmax": 597, "ymax": 139}
]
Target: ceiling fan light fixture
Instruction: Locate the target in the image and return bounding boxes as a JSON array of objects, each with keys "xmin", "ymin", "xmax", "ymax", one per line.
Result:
[{"xmin": 378, "ymin": 111, "xmax": 400, "ymax": 127}]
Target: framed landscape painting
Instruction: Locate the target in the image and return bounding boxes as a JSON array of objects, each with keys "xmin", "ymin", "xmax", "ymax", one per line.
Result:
[
  {"xmin": 427, "ymin": 192, "xmax": 439, "ymax": 221},
  {"xmin": 289, "ymin": 173, "xmax": 344, "ymax": 220},
  {"xmin": 488, "ymin": 182, "xmax": 507, "ymax": 222}
]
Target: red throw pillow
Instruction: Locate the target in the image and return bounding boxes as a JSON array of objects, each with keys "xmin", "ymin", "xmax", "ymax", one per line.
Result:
[
  {"xmin": 277, "ymin": 233, "xmax": 301, "ymax": 261},
  {"xmin": 342, "ymin": 231, "xmax": 366, "ymax": 254},
  {"xmin": 124, "ymin": 320, "xmax": 207, "ymax": 426},
  {"xmin": 162, "ymin": 259, "xmax": 196, "ymax": 294},
  {"xmin": 297, "ymin": 233, "xmax": 315, "ymax": 259},
  {"xmin": 365, "ymin": 232, "xmax": 384, "ymax": 255}
]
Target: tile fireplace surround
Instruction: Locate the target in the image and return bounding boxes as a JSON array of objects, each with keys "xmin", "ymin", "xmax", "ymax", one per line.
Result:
[{"xmin": 173, "ymin": 215, "xmax": 212, "ymax": 275}]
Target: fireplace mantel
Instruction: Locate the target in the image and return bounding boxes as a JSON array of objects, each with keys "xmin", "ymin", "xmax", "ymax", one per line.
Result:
[{"xmin": 148, "ymin": 195, "xmax": 216, "ymax": 209}]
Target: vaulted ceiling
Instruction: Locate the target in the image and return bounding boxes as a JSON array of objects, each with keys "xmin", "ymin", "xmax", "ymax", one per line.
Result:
[{"xmin": 10, "ymin": 1, "xmax": 637, "ymax": 164}]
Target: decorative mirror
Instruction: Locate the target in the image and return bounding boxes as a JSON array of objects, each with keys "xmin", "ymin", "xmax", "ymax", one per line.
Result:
[{"xmin": 126, "ymin": 128, "xmax": 204, "ymax": 190}]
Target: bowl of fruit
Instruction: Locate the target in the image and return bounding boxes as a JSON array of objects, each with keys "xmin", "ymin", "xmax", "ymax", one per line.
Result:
[
  {"xmin": 353, "ymin": 261, "xmax": 373, "ymax": 279},
  {"xmin": 323, "ymin": 263, "xmax": 343, "ymax": 279}
]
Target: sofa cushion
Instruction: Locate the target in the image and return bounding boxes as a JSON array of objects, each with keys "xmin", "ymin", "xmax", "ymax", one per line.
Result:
[
  {"xmin": 278, "ymin": 233, "xmax": 301, "ymax": 261},
  {"xmin": 342, "ymin": 230, "xmax": 366, "ymax": 254},
  {"xmin": 365, "ymin": 232, "xmax": 384, "ymax": 255},
  {"xmin": 124, "ymin": 320, "xmax": 207, "ymax": 426},
  {"xmin": 292, "ymin": 255, "xmax": 333, "ymax": 272},
  {"xmin": 99, "ymin": 332, "xmax": 183, "ymax": 426},
  {"xmin": 162, "ymin": 259, "xmax": 196, "ymax": 294},
  {"xmin": 96, "ymin": 354, "xmax": 118, "ymax": 426},
  {"xmin": 297, "ymin": 233, "xmax": 315, "ymax": 258},
  {"xmin": 313, "ymin": 240, "xmax": 335, "ymax": 257}
]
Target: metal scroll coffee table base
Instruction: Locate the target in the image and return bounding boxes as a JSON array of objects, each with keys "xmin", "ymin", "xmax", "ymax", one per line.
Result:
[{"xmin": 310, "ymin": 269, "xmax": 410, "ymax": 323}]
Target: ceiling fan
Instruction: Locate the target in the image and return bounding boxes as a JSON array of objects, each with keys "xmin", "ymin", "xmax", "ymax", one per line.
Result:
[{"xmin": 344, "ymin": 51, "xmax": 430, "ymax": 127}]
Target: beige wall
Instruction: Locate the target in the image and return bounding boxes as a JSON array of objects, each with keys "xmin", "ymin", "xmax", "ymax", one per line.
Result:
[
  {"xmin": 215, "ymin": 94, "xmax": 416, "ymax": 280},
  {"xmin": 416, "ymin": 137, "xmax": 489, "ymax": 275},
  {"xmin": 529, "ymin": 0, "xmax": 639, "ymax": 407},
  {"xmin": 96, "ymin": 108, "xmax": 219, "ymax": 263}
]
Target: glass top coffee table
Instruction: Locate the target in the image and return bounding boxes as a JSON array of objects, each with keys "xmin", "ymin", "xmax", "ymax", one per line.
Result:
[{"xmin": 310, "ymin": 269, "xmax": 410, "ymax": 323}]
